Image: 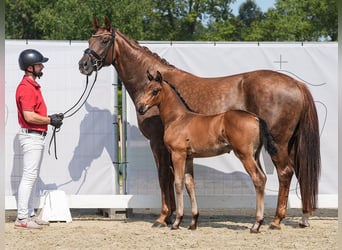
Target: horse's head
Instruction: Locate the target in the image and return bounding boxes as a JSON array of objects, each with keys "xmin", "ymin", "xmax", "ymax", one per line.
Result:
[
  {"xmin": 79, "ymin": 17, "xmax": 115, "ymax": 75},
  {"xmin": 137, "ymin": 70, "xmax": 163, "ymax": 115}
]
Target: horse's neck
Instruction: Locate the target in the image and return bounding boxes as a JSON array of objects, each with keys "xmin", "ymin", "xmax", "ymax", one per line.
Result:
[
  {"xmin": 113, "ymin": 32, "xmax": 170, "ymax": 102},
  {"xmin": 159, "ymin": 83, "xmax": 191, "ymax": 125}
]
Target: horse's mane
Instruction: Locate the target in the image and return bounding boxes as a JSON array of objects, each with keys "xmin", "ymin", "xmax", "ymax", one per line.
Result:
[
  {"xmin": 142, "ymin": 46, "xmax": 175, "ymax": 68},
  {"xmin": 163, "ymin": 80, "xmax": 197, "ymax": 113},
  {"xmin": 115, "ymin": 29, "xmax": 176, "ymax": 68},
  {"xmin": 114, "ymin": 29, "xmax": 195, "ymax": 111}
]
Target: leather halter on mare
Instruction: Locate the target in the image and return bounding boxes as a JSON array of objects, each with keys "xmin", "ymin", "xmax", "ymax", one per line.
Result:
[
  {"xmin": 83, "ymin": 29, "xmax": 115, "ymax": 71},
  {"xmin": 48, "ymin": 28, "xmax": 116, "ymax": 159}
]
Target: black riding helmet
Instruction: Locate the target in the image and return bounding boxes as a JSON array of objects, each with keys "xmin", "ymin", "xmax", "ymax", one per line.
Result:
[{"xmin": 18, "ymin": 49, "xmax": 48, "ymax": 71}]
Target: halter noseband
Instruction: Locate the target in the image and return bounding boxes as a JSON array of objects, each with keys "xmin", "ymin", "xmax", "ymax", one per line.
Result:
[{"xmin": 84, "ymin": 28, "xmax": 115, "ymax": 71}]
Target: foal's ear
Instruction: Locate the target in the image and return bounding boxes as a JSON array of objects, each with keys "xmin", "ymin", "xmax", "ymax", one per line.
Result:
[
  {"xmin": 155, "ymin": 71, "xmax": 163, "ymax": 83},
  {"xmin": 104, "ymin": 16, "xmax": 111, "ymax": 31},
  {"xmin": 147, "ymin": 70, "xmax": 153, "ymax": 81},
  {"xmin": 93, "ymin": 17, "xmax": 99, "ymax": 30}
]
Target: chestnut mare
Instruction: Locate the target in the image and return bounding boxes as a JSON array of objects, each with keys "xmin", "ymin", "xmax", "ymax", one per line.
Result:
[
  {"xmin": 138, "ymin": 71, "xmax": 278, "ymax": 232},
  {"xmin": 78, "ymin": 17, "xmax": 320, "ymax": 230}
]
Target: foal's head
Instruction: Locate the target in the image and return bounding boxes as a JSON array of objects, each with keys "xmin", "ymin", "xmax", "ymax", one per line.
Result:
[{"xmin": 137, "ymin": 71, "xmax": 164, "ymax": 115}]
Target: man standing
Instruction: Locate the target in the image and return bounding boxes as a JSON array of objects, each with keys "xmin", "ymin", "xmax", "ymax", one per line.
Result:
[{"xmin": 15, "ymin": 49, "xmax": 63, "ymax": 229}]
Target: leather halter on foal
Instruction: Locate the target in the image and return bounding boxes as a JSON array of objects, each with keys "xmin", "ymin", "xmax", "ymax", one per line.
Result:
[{"xmin": 84, "ymin": 29, "xmax": 115, "ymax": 71}]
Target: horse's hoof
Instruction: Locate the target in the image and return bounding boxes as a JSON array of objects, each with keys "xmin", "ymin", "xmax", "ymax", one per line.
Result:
[
  {"xmin": 188, "ymin": 225, "xmax": 197, "ymax": 230},
  {"xmin": 165, "ymin": 216, "xmax": 173, "ymax": 225},
  {"xmin": 269, "ymin": 222, "xmax": 281, "ymax": 230},
  {"xmin": 250, "ymin": 228, "xmax": 260, "ymax": 233},
  {"xmin": 298, "ymin": 216, "xmax": 310, "ymax": 228},
  {"xmin": 298, "ymin": 222, "xmax": 310, "ymax": 228},
  {"xmin": 152, "ymin": 221, "xmax": 167, "ymax": 228},
  {"xmin": 171, "ymin": 225, "xmax": 180, "ymax": 230}
]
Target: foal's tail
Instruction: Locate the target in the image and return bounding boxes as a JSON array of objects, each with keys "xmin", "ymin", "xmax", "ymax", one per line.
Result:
[
  {"xmin": 290, "ymin": 83, "xmax": 321, "ymax": 212},
  {"xmin": 259, "ymin": 118, "xmax": 278, "ymax": 156}
]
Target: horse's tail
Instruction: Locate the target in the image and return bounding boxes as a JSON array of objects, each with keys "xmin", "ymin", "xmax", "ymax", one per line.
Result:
[
  {"xmin": 259, "ymin": 118, "xmax": 278, "ymax": 156},
  {"xmin": 289, "ymin": 83, "xmax": 321, "ymax": 212}
]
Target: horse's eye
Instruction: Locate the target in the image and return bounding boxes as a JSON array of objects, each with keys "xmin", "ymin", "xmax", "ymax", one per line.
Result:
[
  {"xmin": 102, "ymin": 39, "xmax": 109, "ymax": 45},
  {"xmin": 152, "ymin": 88, "xmax": 159, "ymax": 96}
]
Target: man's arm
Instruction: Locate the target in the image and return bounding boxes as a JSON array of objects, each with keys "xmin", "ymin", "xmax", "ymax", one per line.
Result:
[{"xmin": 23, "ymin": 110, "xmax": 50, "ymax": 125}]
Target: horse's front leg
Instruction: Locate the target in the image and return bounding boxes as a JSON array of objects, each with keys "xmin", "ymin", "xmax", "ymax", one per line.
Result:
[
  {"xmin": 150, "ymin": 139, "xmax": 176, "ymax": 227},
  {"xmin": 184, "ymin": 158, "xmax": 199, "ymax": 230},
  {"xmin": 171, "ymin": 153, "xmax": 186, "ymax": 230}
]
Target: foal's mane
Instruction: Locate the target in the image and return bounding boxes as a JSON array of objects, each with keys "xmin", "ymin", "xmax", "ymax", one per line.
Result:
[
  {"xmin": 115, "ymin": 29, "xmax": 176, "ymax": 68},
  {"xmin": 163, "ymin": 80, "xmax": 196, "ymax": 113}
]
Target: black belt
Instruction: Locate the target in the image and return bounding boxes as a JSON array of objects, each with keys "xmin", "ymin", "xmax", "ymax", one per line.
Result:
[{"xmin": 27, "ymin": 129, "xmax": 47, "ymax": 136}]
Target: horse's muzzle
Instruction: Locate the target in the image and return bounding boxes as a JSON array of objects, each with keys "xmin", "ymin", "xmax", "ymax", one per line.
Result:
[
  {"xmin": 78, "ymin": 56, "xmax": 94, "ymax": 75},
  {"xmin": 137, "ymin": 104, "xmax": 147, "ymax": 115}
]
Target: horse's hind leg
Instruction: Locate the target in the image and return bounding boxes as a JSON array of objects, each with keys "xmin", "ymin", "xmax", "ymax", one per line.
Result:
[
  {"xmin": 184, "ymin": 158, "xmax": 199, "ymax": 230},
  {"xmin": 269, "ymin": 146, "xmax": 294, "ymax": 230},
  {"xmin": 238, "ymin": 154, "xmax": 266, "ymax": 233},
  {"xmin": 272, "ymin": 144, "xmax": 313, "ymax": 229}
]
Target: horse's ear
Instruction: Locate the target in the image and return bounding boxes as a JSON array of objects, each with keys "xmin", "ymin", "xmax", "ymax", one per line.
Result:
[
  {"xmin": 156, "ymin": 71, "xmax": 163, "ymax": 83},
  {"xmin": 147, "ymin": 70, "xmax": 153, "ymax": 81},
  {"xmin": 93, "ymin": 17, "xmax": 99, "ymax": 30},
  {"xmin": 104, "ymin": 16, "xmax": 111, "ymax": 31}
]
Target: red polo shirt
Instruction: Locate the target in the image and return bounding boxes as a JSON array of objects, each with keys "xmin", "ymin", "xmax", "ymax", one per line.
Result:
[{"xmin": 16, "ymin": 76, "xmax": 48, "ymax": 132}]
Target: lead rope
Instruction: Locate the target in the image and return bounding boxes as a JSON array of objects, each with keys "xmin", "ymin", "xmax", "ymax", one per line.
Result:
[
  {"xmin": 48, "ymin": 29, "xmax": 115, "ymax": 159},
  {"xmin": 48, "ymin": 70, "xmax": 98, "ymax": 159}
]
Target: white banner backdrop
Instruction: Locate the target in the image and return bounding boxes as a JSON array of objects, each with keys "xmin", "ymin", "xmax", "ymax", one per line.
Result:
[
  {"xmin": 126, "ymin": 42, "xmax": 338, "ymax": 208},
  {"xmin": 5, "ymin": 41, "xmax": 337, "ymax": 210},
  {"xmin": 5, "ymin": 41, "xmax": 118, "ymax": 208}
]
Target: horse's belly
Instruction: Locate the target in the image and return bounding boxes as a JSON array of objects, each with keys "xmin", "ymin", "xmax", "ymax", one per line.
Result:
[{"xmin": 188, "ymin": 144, "xmax": 231, "ymax": 158}]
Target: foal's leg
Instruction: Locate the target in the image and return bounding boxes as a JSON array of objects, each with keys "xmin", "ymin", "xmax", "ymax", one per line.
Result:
[
  {"xmin": 237, "ymin": 153, "xmax": 266, "ymax": 233},
  {"xmin": 184, "ymin": 158, "xmax": 199, "ymax": 230},
  {"xmin": 150, "ymin": 139, "xmax": 176, "ymax": 227},
  {"xmin": 171, "ymin": 153, "xmax": 187, "ymax": 230}
]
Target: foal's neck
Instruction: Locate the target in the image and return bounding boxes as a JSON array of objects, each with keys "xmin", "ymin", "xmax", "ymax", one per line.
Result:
[{"xmin": 159, "ymin": 83, "xmax": 192, "ymax": 125}]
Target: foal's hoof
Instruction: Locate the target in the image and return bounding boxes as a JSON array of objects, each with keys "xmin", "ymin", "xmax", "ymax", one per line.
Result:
[
  {"xmin": 269, "ymin": 222, "xmax": 281, "ymax": 230},
  {"xmin": 250, "ymin": 219, "xmax": 263, "ymax": 233},
  {"xmin": 152, "ymin": 221, "xmax": 167, "ymax": 228}
]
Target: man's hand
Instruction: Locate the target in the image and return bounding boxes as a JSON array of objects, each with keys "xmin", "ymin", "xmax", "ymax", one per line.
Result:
[{"xmin": 48, "ymin": 113, "xmax": 64, "ymax": 128}]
